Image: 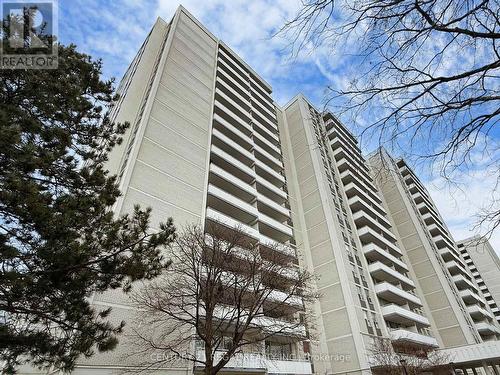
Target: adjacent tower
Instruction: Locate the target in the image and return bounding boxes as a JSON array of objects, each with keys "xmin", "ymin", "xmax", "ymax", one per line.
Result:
[{"xmin": 458, "ymin": 237, "xmax": 500, "ymax": 325}]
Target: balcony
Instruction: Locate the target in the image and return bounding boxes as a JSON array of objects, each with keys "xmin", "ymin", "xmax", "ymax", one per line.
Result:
[
  {"xmin": 445, "ymin": 260, "xmax": 471, "ymax": 278},
  {"xmin": 256, "ymin": 175, "xmax": 287, "ymax": 203},
  {"xmin": 258, "ymin": 211, "xmax": 293, "ymax": 240},
  {"xmin": 375, "ymin": 282, "xmax": 422, "ymax": 306},
  {"xmin": 344, "ymin": 180, "xmax": 387, "ymax": 216},
  {"xmin": 452, "ymin": 274, "xmax": 477, "ymax": 291},
  {"xmin": 211, "ymin": 145, "xmax": 254, "ymax": 183},
  {"xmin": 254, "ymin": 143, "xmax": 283, "ymax": 171},
  {"xmin": 249, "ymin": 75, "xmax": 272, "ymax": 97},
  {"xmin": 259, "ymin": 233, "xmax": 296, "ymax": 258},
  {"xmin": 217, "ymin": 75, "xmax": 251, "ymax": 110},
  {"xmin": 432, "ymin": 233, "xmax": 456, "ymax": 251},
  {"xmin": 459, "ymin": 289, "xmax": 485, "ymax": 305},
  {"xmin": 207, "ymin": 184, "xmax": 258, "ymax": 224},
  {"xmin": 214, "ymin": 99, "xmax": 252, "ymax": 135},
  {"xmin": 206, "ymin": 208, "xmax": 259, "ymax": 240},
  {"xmin": 252, "ymin": 101, "xmax": 278, "ymax": 131},
  {"xmin": 253, "ymin": 129, "xmax": 282, "ymax": 156},
  {"xmin": 351, "ymin": 203, "xmax": 391, "ymax": 230},
  {"xmin": 352, "ymin": 211, "xmax": 397, "ymax": 243},
  {"xmin": 213, "ymin": 112, "xmax": 253, "ymax": 147},
  {"xmin": 219, "ymin": 49, "xmax": 249, "ymax": 80},
  {"xmin": 250, "ymin": 83, "xmax": 274, "ymax": 109},
  {"xmin": 216, "ymin": 64, "xmax": 249, "ymax": 95},
  {"xmin": 257, "ymin": 315, "xmax": 306, "ymax": 337},
  {"xmin": 416, "ymin": 201, "xmax": 441, "ymax": 221},
  {"xmin": 212, "ymin": 128, "xmax": 254, "ymax": 165},
  {"xmin": 476, "ymin": 322, "xmax": 500, "ymax": 336},
  {"xmin": 356, "ymin": 226, "xmax": 402, "ymax": 257},
  {"xmin": 257, "ymin": 192, "xmax": 290, "ymax": 221},
  {"xmin": 362, "ymin": 243, "xmax": 408, "ymax": 271},
  {"xmin": 215, "ymin": 87, "xmax": 251, "ymax": 121},
  {"xmin": 468, "ymin": 305, "xmax": 493, "ymax": 320},
  {"xmin": 217, "ymin": 66, "xmax": 249, "ymax": 98},
  {"xmin": 268, "ymin": 288, "xmax": 303, "ymax": 307},
  {"xmin": 327, "ymin": 126, "xmax": 359, "ymax": 153},
  {"xmin": 209, "ymin": 164, "xmax": 256, "ymax": 202},
  {"xmin": 332, "ymin": 146, "xmax": 371, "ymax": 175},
  {"xmin": 347, "ymin": 195, "xmax": 389, "ymax": 224},
  {"xmin": 390, "ymin": 329, "xmax": 439, "ymax": 347},
  {"xmin": 267, "ymin": 358, "xmax": 312, "ymax": 374},
  {"xmin": 382, "ymin": 304, "xmax": 430, "ymax": 326},
  {"xmin": 253, "ymin": 118, "xmax": 280, "ymax": 144},
  {"xmin": 255, "ymin": 159, "xmax": 286, "ymax": 187},
  {"xmin": 438, "ymin": 246, "xmax": 463, "ymax": 264},
  {"xmin": 368, "ymin": 262, "xmax": 415, "ymax": 289},
  {"xmin": 337, "ymin": 159, "xmax": 376, "ymax": 191}
]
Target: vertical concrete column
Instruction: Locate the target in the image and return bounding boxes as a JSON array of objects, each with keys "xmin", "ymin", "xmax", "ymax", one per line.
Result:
[{"xmin": 483, "ymin": 362, "xmax": 494, "ymax": 375}]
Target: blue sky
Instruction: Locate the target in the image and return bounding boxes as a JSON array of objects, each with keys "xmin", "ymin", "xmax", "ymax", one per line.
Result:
[{"xmin": 58, "ymin": 0, "xmax": 499, "ymax": 252}]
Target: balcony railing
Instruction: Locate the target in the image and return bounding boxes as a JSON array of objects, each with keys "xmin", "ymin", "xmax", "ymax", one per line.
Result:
[
  {"xmin": 206, "ymin": 208, "xmax": 259, "ymax": 240},
  {"xmin": 194, "ymin": 350, "xmax": 312, "ymax": 374},
  {"xmin": 475, "ymin": 322, "xmax": 500, "ymax": 336}
]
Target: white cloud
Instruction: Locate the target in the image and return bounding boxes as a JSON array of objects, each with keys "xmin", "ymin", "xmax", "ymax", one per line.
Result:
[
  {"xmin": 424, "ymin": 160, "xmax": 500, "ymax": 256},
  {"xmin": 60, "ymin": 1, "xmax": 499, "ymax": 255},
  {"xmin": 154, "ymin": 0, "xmax": 307, "ymax": 103}
]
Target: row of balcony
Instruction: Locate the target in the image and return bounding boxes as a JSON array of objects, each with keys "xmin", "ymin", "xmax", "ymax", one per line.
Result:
[
  {"xmin": 331, "ymin": 143, "xmax": 370, "ymax": 176},
  {"xmin": 326, "ymin": 120, "xmax": 359, "ymax": 150},
  {"xmin": 343, "ymin": 178, "xmax": 387, "ymax": 217},
  {"xmin": 205, "ymin": 208, "xmax": 295, "ymax": 258},
  {"xmin": 336, "ymin": 158, "xmax": 377, "ymax": 193},
  {"xmin": 401, "ymin": 171, "xmax": 489, "ymax": 316},
  {"xmin": 207, "ymin": 182, "xmax": 291, "ymax": 234},
  {"xmin": 215, "ymin": 68, "xmax": 279, "ymax": 151}
]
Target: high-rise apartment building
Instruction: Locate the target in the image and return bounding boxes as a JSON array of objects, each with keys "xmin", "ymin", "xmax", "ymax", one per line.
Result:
[
  {"xmin": 369, "ymin": 151, "xmax": 500, "ymax": 344},
  {"xmin": 458, "ymin": 237, "xmax": 500, "ymax": 325},
  {"xmin": 20, "ymin": 6, "xmax": 500, "ymax": 375},
  {"xmin": 71, "ymin": 6, "xmax": 311, "ymax": 375}
]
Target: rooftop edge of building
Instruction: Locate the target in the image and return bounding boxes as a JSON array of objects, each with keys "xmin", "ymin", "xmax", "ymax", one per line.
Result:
[{"xmin": 159, "ymin": 5, "xmax": 273, "ymax": 94}]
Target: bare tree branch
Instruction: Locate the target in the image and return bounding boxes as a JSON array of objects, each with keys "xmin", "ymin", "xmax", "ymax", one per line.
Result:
[{"xmin": 128, "ymin": 222, "xmax": 318, "ymax": 375}]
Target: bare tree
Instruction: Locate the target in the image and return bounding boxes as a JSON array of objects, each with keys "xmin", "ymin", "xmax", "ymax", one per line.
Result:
[
  {"xmin": 369, "ymin": 337, "xmax": 452, "ymax": 374},
  {"xmin": 129, "ymin": 222, "xmax": 317, "ymax": 375},
  {"xmin": 279, "ymin": 0, "xmax": 500, "ymax": 237}
]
